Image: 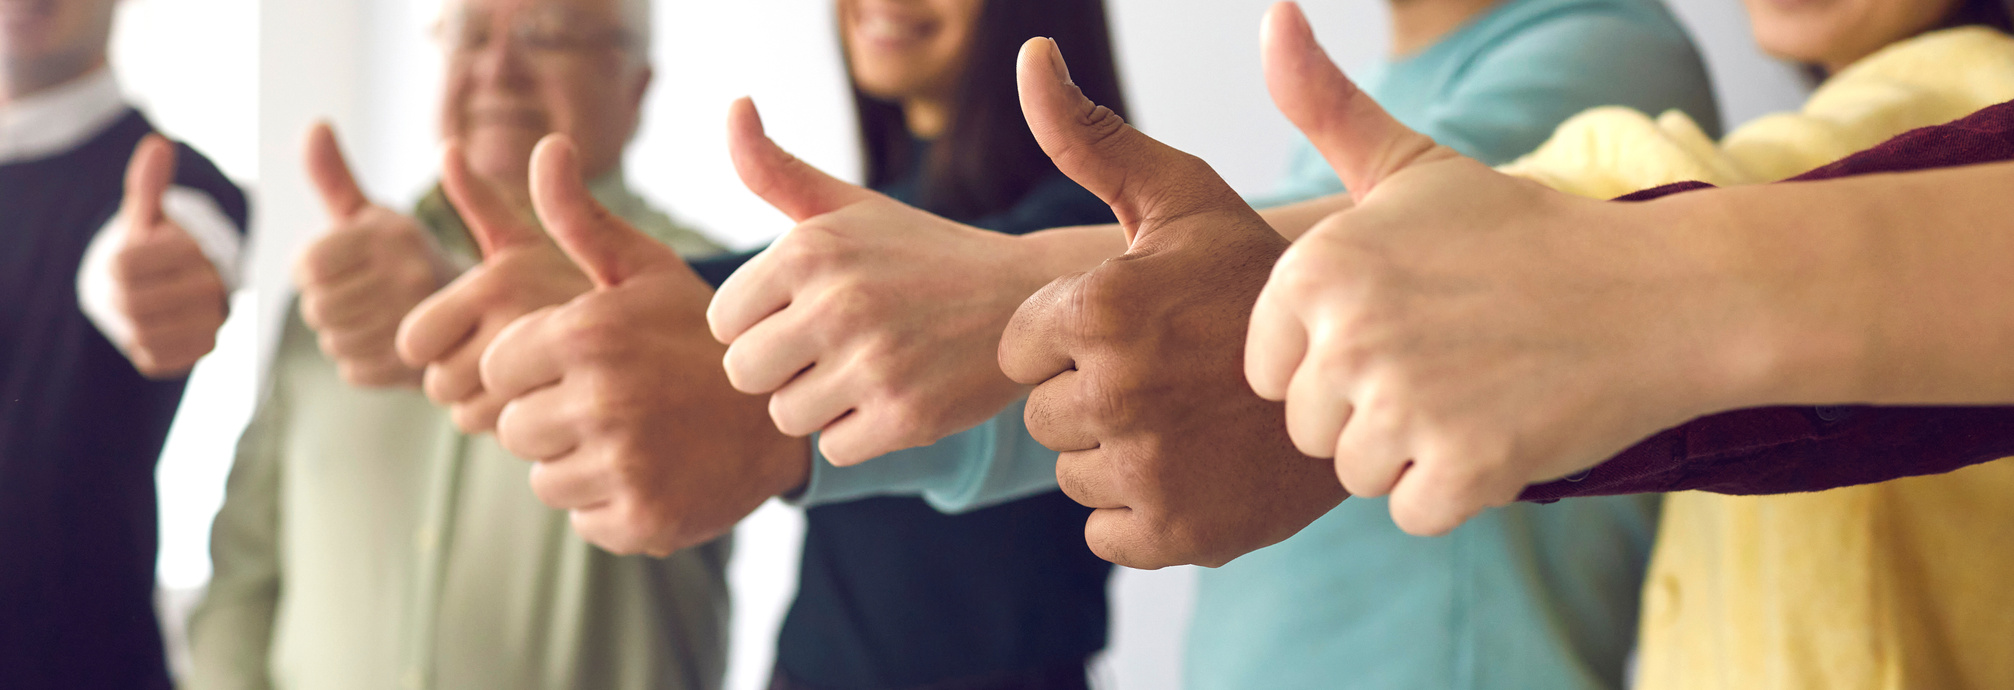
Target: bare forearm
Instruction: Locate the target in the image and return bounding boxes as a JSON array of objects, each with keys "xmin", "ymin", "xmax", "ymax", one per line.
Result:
[{"xmin": 1686, "ymin": 161, "xmax": 2014, "ymax": 407}]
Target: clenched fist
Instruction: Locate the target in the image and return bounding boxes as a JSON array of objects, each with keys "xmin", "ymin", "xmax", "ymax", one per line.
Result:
[
  {"xmin": 396, "ymin": 143, "xmax": 591, "ymax": 433},
  {"xmin": 480, "ymin": 136, "xmax": 808, "ymax": 557},
  {"xmin": 1245, "ymin": 2, "xmax": 1750, "ymax": 535},
  {"xmin": 111, "ymin": 135, "xmax": 230, "ymax": 379},
  {"xmin": 710, "ymin": 98, "xmax": 1108, "ymax": 465},
  {"xmin": 997, "ymin": 37, "xmax": 1345, "ymax": 570},
  {"xmin": 293, "ymin": 123, "xmax": 449, "ymax": 388}
]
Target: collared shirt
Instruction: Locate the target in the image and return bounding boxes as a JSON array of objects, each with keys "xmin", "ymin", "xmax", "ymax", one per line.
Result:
[
  {"xmin": 186, "ymin": 176, "xmax": 733, "ymax": 690},
  {"xmin": 0, "ymin": 67, "xmax": 242, "ymax": 349}
]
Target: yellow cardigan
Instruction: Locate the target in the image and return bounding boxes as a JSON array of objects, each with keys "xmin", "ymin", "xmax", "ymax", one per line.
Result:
[{"xmin": 1500, "ymin": 26, "xmax": 2014, "ymax": 690}]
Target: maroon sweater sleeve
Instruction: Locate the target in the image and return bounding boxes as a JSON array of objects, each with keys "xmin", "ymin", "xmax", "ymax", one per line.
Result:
[{"xmin": 1520, "ymin": 99, "xmax": 2014, "ymax": 502}]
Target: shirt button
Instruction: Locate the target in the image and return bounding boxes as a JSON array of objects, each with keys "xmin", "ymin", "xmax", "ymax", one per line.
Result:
[{"xmin": 414, "ymin": 527, "xmax": 438, "ymax": 554}]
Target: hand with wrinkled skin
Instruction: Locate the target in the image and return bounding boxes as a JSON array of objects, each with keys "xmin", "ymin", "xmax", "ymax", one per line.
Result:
[
  {"xmin": 111, "ymin": 134, "xmax": 230, "ymax": 379},
  {"xmin": 709, "ymin": 98, "xmax": 1119, "ymax": 466},
  {"xmin": 997, "ymin": 37, "xmax": 1346, "ymax": 570},
  {"xmin": 294, "ymin": 123, "xmax": 447, "ymax": 388},
  {"xmin": 480, "ymin": 135, "xmax": 808, "ymax": 557},
  {"xmin": 396, "ymin": 143, "xmax": 592, "ymax": 434},
  {"xmin": 1245, "ymin": 2, "xmax": 1766, "ymax": 536}
]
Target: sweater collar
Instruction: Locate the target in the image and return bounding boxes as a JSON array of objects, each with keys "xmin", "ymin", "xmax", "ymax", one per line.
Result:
[{"xmin": 0, "ymin": 67, "xmax": 129, "ymax": 165}]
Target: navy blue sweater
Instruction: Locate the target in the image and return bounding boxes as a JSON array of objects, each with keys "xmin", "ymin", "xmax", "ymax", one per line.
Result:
[{"xmin": 0, "ymin": 110, "xmax": 248, "ymax": 690}]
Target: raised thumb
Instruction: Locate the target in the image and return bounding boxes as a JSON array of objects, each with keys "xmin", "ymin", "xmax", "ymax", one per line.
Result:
[
  {"xmin": 1016, "ymin": 37, "xmax": 1245, "ymax": 245},
  {"xmin": 442, "ymin": 140, "xmax": 544, "ymax": 259},
  {"xmin": 1262, "ymin": 2, "xmax": 1452, "ymax": 200},
  {"xmin": 727, "ymin": 96, "xmax": 878, "ymax": 222},
  {"xmin": 530, "ymin": 134, "xmax": 681, "ymax": 289},
  {"xmin": 304, "ymin": 121, "xmax": 370, "ymax": 220},
  {"xmin": 122, "ymin": 134, "xmax": 175, "ymax": 240}
]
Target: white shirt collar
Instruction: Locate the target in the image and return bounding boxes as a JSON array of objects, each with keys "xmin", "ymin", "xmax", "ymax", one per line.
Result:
[{"xmin": 0, "ymin": 67, "xmax": 130, "ymax": 165}]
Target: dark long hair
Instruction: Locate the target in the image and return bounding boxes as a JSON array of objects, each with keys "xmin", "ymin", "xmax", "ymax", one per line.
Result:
[
  {"xmin": 1941, "ymin": 0, "xmax": 2014, "ymax": 32},
  {"xmin": 849, "ymin": 0, "xmax": 1130, "ymax": 221}
]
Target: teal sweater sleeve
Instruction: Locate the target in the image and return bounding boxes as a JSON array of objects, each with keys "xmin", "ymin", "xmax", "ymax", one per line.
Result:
[{"xmin": 794, "ymin": 400, "xmax": 1063, "ymax": 513}]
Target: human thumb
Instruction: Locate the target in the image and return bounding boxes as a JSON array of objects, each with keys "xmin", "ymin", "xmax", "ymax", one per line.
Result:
[
  {"xmin": 304, "ymin": 121, "xmax": 371, "ymax": 220},
  {"xmin": 442, "ymin": 140, "xmax": 545, "ymax": 259},
  {"xmin": 121, "ymin": 134, "xmax": 175, "ymax": 242},
  {"xmin": 530, "ymin": 134, "xmax": 682, "ymax": 289},
  {"xmin": 1262, "ymin": 2, "xmax": 1454, "ymax": 200},
  {"xmin": 727, "ymin": 96, "xmax": 878, "ymax": 222},
  {"xmin": 1017, "ymin": 37, "xmax": 1247, "ymax": 246}
]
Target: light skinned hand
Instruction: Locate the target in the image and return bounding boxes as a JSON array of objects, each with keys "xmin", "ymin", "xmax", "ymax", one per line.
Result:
[
  {"xmin": 395, "ymin": 143, "xmax": 592, "ymax": 433},
  {"xmin": 997, "ymin": 37, "xmax": 1346, "ymax": 570},
  {"xmin": 111, "ymin": 134, "xmax": 230, "ymax": 379},
  {"xmin": 1245, "ymin": 2, "xmax": 1769, "ymax": 535},
  {"xmin": 709, "ymin": 98, "xmax": 1105, "ymax": 465},
  {"xmin": 294, "ymin": 123, "xmax": 445, "ymax": 388},
  {"xmin": 479, "ymin": 135, "xmax": 809, "ymax": 557}
]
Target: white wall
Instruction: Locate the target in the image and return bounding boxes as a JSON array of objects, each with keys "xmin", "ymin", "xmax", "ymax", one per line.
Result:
[{"xmin": 132, "ymin": 0, "xmax": 1811, "ymax": 688}]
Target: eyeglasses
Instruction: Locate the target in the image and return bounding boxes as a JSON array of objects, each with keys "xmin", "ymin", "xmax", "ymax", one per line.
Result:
[{"xmin": 433, "ymin": 6, "xmax": 636, "ymax": 59}]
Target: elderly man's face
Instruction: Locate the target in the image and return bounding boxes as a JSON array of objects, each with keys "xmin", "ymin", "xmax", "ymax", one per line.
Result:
[
  {"xmin": 0, "ymin": 0, "xmax": 117, "ymax": 82},
  {"xmin": 438, "ymin": 0, "xmax": 647, "ymax": 191}
]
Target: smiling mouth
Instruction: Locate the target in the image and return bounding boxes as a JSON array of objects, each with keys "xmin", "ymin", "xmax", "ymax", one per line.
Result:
[
  {"xmin": 467, "ymin": 108, "xmax": 547, "ymax": 131},
  {"xmin": 854, "ymin": 9, "xmax": 936, "ymax": 48}
]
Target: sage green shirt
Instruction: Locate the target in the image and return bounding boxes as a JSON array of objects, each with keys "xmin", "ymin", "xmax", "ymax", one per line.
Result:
[{"xmin": 187, "ymin": 173, "xmax": 732, "ymax": 690}]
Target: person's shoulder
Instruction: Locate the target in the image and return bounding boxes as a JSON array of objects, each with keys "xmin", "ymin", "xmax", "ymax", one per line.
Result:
[{"xmin": 1473, "ymin": 0, "xmax": 1697, "ymax": 61}]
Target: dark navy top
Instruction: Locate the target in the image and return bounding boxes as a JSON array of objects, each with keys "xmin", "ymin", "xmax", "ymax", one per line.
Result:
[
  {"xmin": 0, "ymin": 110, "xmax": 249, "ymax": 690},
  {"xmin": 692, "ymin": 147, "xmax": 1117, "ymax": 690}
]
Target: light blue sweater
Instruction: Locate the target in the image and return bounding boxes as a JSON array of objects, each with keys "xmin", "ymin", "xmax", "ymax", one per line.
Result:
[{"xmin": 799, "ymin": 0, "xmax": 1720, "ymax": 687}]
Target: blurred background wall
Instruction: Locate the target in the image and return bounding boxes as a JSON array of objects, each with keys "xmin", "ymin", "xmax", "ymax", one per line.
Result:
[{"xmin": 136, "ymin": 0, "xmax": 1807, "ymax": 687}]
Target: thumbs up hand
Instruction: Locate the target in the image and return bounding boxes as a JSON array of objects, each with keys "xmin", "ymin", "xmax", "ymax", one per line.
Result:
[
  {"xmin": 1245, "ymin": 3, "xmax": 1745, "ymax": 536},
  {"xmin": 479, "ymin": 135, "xmax": 809, "ymax": 557},
  {"xmin": 294, "ymin": 123, "xmax": 448, "ymax": 388},
  {"xmin": 111, "ymin": 135, "xmax": 230, "ymax": 379},
  {"xmin": 710, "ymin": 99, "xmax": 1102, "ymax": 465},
  {"xmin": 394, "ymin": 143, "xmax": 592, "ymax": 433},
  {"xmin": 997, "ymin": 38, "xmax": 1345, "ymax": 570}
]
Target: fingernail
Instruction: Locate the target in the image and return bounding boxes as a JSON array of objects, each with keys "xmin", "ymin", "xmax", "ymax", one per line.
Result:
[{"xmin": 1047, "ymin": 38, "xmax": 1074, "ymax": 87}]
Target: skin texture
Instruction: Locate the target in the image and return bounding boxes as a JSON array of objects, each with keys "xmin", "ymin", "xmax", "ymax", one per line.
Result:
[
  {"xmin": 479, "ymin": 136, "xmax": 808, "ymax": 557},
  {"xmin": 295, "ymin": 124, "xmax": 442, "ymax": 388},
  {"xmin": 438, "ymin": 0, "xmax": 648, "ymax": 208},
  {"xmin": 709, "ymin": 99, "xmax": 1099, "ymax": 465},
  {"xmin": 396, "ymin": 144, "xmax": 592, "ymax": 433},
  {"xmin": 1243, "ymin": 2, "xmax": 1762, "ymax": 536},
  {"xmin": 0, "ymin": 0, "xmax": 115, "ymax": 100},
  {"xmin": 838, "ymin": 0, "xmax": 984, "ymax": 137},
  {"xmin": 1742, "ymin": 0, "xmax": 1962, "ymax": 73},
  {"xmin": 299, "ymin": 0, "xmax": 649, "ymax": 392},
  {"xmin": 112, "ymin": 135, "xmax": 231, "ymax": 379},
  {"xmin": 996, "ymin": 37, "xmax": 1346, "ymax": 570}
]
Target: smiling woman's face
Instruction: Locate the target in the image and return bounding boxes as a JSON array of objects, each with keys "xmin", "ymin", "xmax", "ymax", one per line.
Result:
[
  {"xmin": 1743, "ymin": 0, "xmax": 1964, "ymax": 71},
  {"xmin": 839, "ymin": 0, "xmax": 986, "ymax": 104}
]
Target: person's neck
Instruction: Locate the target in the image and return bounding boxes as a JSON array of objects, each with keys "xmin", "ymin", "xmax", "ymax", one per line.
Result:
[
  {"xmin": 903, "ymin": 96, "xmax": 949, "ymax": 140},
  {"xmin": 0, "ymin": 53, "xmax": 109, "ymax": 108},
  {"xmin": 1388, "ymin": 0, "xmax": 1502, "ymax": 56}
]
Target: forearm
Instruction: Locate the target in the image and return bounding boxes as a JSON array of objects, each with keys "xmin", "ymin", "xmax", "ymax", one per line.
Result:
[
  {"xmin": 1685, "ymin": 161, "xmax": 2014, "ymax": 408},
  {"xmin": 795, "ymin": 400, "xmax": 1063, "ymax": 513}
]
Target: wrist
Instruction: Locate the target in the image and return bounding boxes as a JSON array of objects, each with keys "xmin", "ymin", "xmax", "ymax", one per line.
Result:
[{"xmin": 1658, "ymin": 187, "xmax": 1873, "ymax": 411}]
